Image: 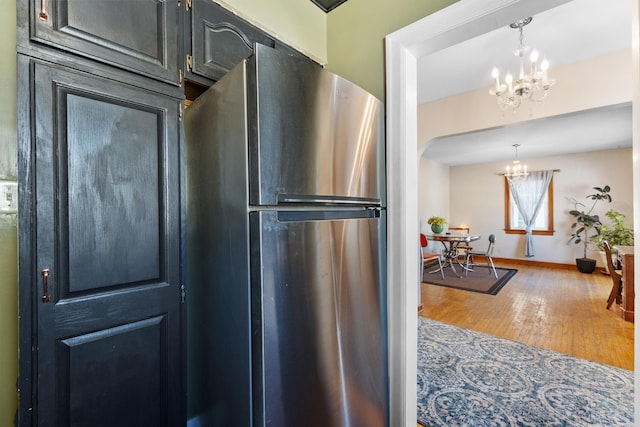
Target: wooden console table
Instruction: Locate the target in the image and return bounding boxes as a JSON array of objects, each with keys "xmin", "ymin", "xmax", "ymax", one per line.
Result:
[{"xmin": 616, "ymin": 246, "xmax": 634, "ymax": 322}]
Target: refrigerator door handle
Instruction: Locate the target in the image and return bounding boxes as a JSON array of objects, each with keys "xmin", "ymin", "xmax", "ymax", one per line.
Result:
[
  {"xmin": 277, "ymin": 209, "xmax": 380, "ymax": 222},
  {"xmin": 278, "ymin": 194, "xmax": 381, "ymax": 207}
]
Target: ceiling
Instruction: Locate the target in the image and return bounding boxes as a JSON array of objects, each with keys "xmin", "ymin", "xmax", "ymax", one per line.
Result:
[
  {"xmin": 426, "ymin": 103, "xmax": 632, "ymax": 166},
  {"xmin": 419, "ymin": 0, "xmax": 633, "ymax": 166}
]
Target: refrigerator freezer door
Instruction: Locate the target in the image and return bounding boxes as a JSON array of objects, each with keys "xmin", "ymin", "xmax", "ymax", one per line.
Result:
[
  {"xmin": 250, "ymin": 209, "xmax": 388, "ymax": 427},
  {"xmin": 248, "ymin": 45, "xmax": 385, "ymax": 207}
]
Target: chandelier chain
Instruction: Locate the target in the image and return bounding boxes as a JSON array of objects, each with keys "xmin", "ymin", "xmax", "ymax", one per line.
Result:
[{"xmin": 518, "ymin": 26, "xmax": 524, "ymax": 50}]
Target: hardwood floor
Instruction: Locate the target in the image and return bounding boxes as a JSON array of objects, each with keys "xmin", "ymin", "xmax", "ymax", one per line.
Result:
[{"xmin": 419, "ymin": 261, "xmax": 634, "ymax": 370}]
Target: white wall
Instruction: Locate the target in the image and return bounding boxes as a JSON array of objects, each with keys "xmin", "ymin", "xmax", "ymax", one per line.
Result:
[
  {"xmin": 416, "ymin": 47, "xmax": 634, "ymax": 266},
  {"xmin": 419, "ymin": 148, "xmax": 633, "ymax": 265},
  {"xmin": 418, "ymin": 157, "xmax": 449, "ymax": 233},
  {"xmin": 417, "ymin": 49, "xmax": 631, "ymax": 152}
]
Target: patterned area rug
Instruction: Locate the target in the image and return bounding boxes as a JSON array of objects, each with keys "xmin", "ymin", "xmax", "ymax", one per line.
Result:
[{"xmin": 417, "ymin": 317, "xmax": 634, "ymax": 426}]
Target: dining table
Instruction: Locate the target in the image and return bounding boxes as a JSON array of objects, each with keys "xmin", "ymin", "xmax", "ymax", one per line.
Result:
[{"xmin": 425, "ymin": 232, "xmax": 481, "ymax": 277}]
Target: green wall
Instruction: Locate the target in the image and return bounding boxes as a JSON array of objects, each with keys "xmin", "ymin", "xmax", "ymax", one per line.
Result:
[
  {"xmin": 219, "ymin": 0, "xmax": 460, "ymax": 101},
  {"xmin": 326, "ymin": 0, "xmax": 459, "ymax": 101},
  {"xmin": 218, "ymin": 0, "xmax": 328, "ymax": 62},
  {"xmin": 0, "ymin": 0, "xmax": 18, "ymax": 425}
]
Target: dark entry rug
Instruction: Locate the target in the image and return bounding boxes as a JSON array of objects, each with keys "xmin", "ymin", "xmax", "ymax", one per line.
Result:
[
  {"xmin": 417, "ymin": 317, "xmax": 634, "ymax": 426},
  {"xmin": 422, "ymin": 263, "xmax": 517, "ymax": 295}
]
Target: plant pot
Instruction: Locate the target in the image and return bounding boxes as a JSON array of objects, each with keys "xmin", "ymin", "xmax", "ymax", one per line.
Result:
[
  {"xmin": 431, "ymin": 224, "xmax": 444, "ymax": 234},
  {"xmin": 576, "ymin": 257, "xmax": 597, "ymax": 274}
]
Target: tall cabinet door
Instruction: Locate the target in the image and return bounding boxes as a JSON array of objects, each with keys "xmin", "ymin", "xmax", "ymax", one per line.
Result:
[{"xmin": 20, "ymin": 58, "xmax": 182, "ymax": 426}]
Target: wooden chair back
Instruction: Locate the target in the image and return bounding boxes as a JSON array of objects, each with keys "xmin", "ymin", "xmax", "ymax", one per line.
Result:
[
  {"xmin": 448, "ymin": 226, "xmax": 469, "ymax": 235},
  {"xmin": 448, "ymin": 227, "xmax": 472, "ymax": 251},
  {"xmin": 603, "ymin": 241, "xmax": 619, "ymax": 277},
  {"xmin": 603, "ymin": 240, "xmax": 623, "ymax": 309}
]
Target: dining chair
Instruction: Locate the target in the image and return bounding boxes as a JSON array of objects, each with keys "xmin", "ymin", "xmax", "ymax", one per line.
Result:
[
  {"xmin": 464, "ymin": 234, "xmax": 497, "ymax": 279},
  {"xmin": 603, "ymin": 240, "xmax": 623, "ymax": 309},
  {"xmin": 448, "ymin": 226, "xmax": 473, "ymax": 259},
  {"xmin": 420, "ymin": 233, "xmax": 444, "ymax": 279}
]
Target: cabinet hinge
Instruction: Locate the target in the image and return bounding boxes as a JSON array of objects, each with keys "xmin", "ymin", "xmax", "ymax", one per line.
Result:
[
  {"xmin": 177, "ymin": 0, "xmax": 181, "ymax": 8},
  {"xmin": 179, "ymin": 69, "xmax": 184, "ymax": 87},
  {"xmin": 180, "ymin": 284, "xmax": 186, "ymax": 303},
  {"xmin": 186, "ymin": 0, "xmax": 192, "ymax": 11},
  {"xmin": 179, "ymin": 103, "xmax": 184, "ymax": 120},
  {"xmin": 186, "ymin": 55, "xmax": 193, "ymax": 72}
]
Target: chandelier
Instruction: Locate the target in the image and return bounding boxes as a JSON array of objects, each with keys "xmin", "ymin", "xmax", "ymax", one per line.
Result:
[
  {"xmin": 505, "ymin": 144, "xmax": 529, "ymax": 179},
  {"xmin": 489, "ymin": 17, "xmax": 556, "ymax": 112}
]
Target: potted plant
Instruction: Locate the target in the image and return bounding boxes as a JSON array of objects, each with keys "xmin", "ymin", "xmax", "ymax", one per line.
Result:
[
  {"xmin": 568, "ymin": 185, "xmax": 611, "ymax": 273},
  {"xmin": 591, "ymin": 209, "xmax": 634, "ymax": 273},
  {"xmin": 427, "ymin": 216, "xmax": 447, "ymax": 234}
]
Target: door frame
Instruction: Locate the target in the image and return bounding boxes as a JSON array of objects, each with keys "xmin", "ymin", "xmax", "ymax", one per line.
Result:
[{"xmin": 384, "ymin": 0, "xmax": 640, "ymax": 425}]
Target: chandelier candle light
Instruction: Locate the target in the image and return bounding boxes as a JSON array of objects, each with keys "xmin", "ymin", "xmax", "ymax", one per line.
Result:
[
  {"xmin": 490, "ymin": 17, "xmax": 555, "ymax": 112},
  {"xmin": 505, "ymin": 144, "xmax": 528, "ymax": 179}
]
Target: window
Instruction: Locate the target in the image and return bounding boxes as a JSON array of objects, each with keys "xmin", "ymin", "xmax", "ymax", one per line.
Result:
[{"xmin": 504, "ymin": 177, "xmax": 554, "ymax": 235}]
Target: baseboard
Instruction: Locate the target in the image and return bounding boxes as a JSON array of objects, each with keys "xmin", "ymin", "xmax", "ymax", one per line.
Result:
[{"xmin": 492, "ymin": 257, "xmax": 576, "ymax": 270}]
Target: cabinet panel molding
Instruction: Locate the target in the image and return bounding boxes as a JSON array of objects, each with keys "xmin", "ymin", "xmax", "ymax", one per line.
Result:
[
  {"xmin": 21, "ymin": 0, "xmax": 181, "ymax": 85},
  {"xmin": 190, "ymin": 0, "xmax": 274, "ymax": 82}
]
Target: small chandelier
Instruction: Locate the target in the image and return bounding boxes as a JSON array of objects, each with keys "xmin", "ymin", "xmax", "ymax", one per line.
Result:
[
  {"xmin": 505, "ymin": 144, "xmax": 529, "ymax": 179},
  {"xmin": 489, "ymin": 17, "xmax": 556, "ymax": 112}
]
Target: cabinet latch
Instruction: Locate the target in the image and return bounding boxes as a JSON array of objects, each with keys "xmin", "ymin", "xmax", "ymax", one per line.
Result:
[
  {"xmin": 186, "ymin": 0, "xmax": 192, "ymax": 11},
  {"xmin": 186, "ymin": 55, "xmax": 193, "ymax": 72},
  {"xmin": 180, "ymin": 284, "xmax": 186, "ymax": 303}
]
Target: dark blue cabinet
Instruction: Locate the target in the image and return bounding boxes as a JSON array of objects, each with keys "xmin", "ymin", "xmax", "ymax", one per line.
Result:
[
  {"xmin": 184, "ymin": 0, "xmax": 315, "ymax": 87},
  {"xmin": 19, "ymin": 0, "xmax": 181, "ymax": 86},
  {"xmin": 17, "ymin": 55, "xmax": 184, "ymax": 427}
]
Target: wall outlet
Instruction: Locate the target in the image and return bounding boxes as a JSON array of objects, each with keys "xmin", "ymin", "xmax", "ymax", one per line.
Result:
[{"xmin": 0, "ymin": 180, "xmax": 18, "ymax": 214}]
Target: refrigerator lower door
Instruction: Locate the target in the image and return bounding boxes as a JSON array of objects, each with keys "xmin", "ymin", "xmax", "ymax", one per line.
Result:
[{"xmin": 250, "ymin": 209, "xmax": 388, "ymax": 427}]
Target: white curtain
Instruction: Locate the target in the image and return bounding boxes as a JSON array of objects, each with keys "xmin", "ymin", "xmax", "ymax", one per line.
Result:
[{"xmin": 507, "ymin": 170, "xmax": 553, "ymax": 257}]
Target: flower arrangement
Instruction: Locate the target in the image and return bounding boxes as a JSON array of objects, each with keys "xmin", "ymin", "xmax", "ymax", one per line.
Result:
[
  {"xmin": 427, "ymin": 216, "xmax": 447, "ymax": 226},
  {"xmin": 427, "ymin": 216, "xmax": 447, "ymax": 234}
]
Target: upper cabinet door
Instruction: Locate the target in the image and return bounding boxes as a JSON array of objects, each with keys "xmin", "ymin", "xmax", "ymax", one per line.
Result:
[
  {"xmin": 28, "ymin": 0, "xmax": 180, "ymax": 85},
  {"xmin": 189, "ymin": 0, "xmax": 275, "ymax": 83}
]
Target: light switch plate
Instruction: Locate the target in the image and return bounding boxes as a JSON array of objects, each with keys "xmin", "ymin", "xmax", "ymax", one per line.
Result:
[{"xmin": 0, "ymin": 180, "xmax": 18, "ymax": 214}]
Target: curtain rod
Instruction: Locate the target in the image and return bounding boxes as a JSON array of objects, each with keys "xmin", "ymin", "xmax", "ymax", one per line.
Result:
[{"xmin": 496, "ymin": 169, "xmax": 561, "ymax": 176}]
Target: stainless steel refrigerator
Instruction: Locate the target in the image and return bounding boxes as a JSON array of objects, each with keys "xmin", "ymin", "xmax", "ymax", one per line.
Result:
[{"xmin": 184, "ymin": 44, "xmax": 387, "ymax": 427}]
